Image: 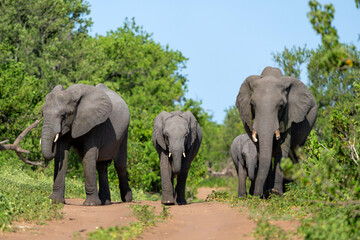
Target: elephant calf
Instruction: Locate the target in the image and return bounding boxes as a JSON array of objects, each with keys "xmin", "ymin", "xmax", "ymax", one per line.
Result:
[
  {"xmin": 152, "ymin": 110, "xmax": 202, "ymax": 205},
  {"xmin": 231, "ymin": 134, "xmax": 258, "ymax": 197}
]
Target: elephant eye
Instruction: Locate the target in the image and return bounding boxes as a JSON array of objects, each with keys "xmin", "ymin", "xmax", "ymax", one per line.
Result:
[{"xmin": 61, "ymin": 113, "xmax": 67, "ymax": 119}]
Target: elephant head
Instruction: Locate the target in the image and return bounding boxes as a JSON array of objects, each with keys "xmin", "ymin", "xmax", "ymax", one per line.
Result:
[
  {"xmin": 41, "ymin": 84, "xmax": 112, "ymax": 161},
  {"xmin": 236, "ymin": 66, "xmax": 317, "ymax": 195},
  {"xmin": 152, "ymin": 110, "xmax": 199, "ymax": 175}
]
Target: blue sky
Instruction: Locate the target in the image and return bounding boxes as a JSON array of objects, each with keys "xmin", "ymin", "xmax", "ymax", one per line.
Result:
[{"xmin": 87, "ymin": 1, "xmax": 360, "ymax": 123}]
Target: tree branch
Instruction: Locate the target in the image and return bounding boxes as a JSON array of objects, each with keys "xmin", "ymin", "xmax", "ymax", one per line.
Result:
[{"xmin": 0, "ymin": 120, "xmax": 43, "ymax": 166}]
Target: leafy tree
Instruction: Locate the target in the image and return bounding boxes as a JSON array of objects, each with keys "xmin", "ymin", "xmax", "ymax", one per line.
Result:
[
  {"xmin": 272, "ymin": 46, "xmax": 311, "ymax": 79},
  {"xmin": 0, "ymin": 0, "xmax": 92, "ymax": 90},
  {"xmin": 204, "ymin": 105, "xmax": 246, "ymax": 171},
  {"xmin": 0, "ymin": 44, "xmax": 43, "ymax": 164},
  {"xmin": 273, "ymin": 1, "xmax": 360, "ymax": 237}
]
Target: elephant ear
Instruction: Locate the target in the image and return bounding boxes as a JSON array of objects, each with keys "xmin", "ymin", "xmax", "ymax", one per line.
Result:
[
  {"xmin": 153, "ymin": 111, "xmax": 172, "ymax": 150},
  {"xmin": 282, "ymin": 76, "xmax": 316, "ymax": 130},
  {"xmin": 45, "ymin": 85, "xmax": 64, "ymax": 101},
  {"xmin": 181, "ymin": 111, "xmax": 201, "ymax": 150},
  {"xmin": 236, "ymin": 75, "xmax": 260, "ymax": 131},
  {"xmin": 69, "ymin": 85, "xmax": 113, "ymax": 138}
]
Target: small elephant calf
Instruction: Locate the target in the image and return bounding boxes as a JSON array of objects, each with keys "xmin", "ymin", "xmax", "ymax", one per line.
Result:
[
  {"xmin": 152, "ymin": 110, "xmax": 202, "ymax": 205},
  {"xmin": 231, "ymin": 134, "xmax": 258, "ymax": 197}
]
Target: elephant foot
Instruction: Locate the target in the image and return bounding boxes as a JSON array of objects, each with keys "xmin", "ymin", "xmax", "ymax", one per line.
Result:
[
  {"xmin": 83, "ymin": 195, "xmax": 102, "ymax": 206},
  {"xmin": 271, "ymin": 188, "xmax": 283, "ymax": 196},
  {"xmin": 101, "ymin": 199, "xmax": 111, "ymax": 205},
  {"xmin": 263, "ymin": 188, "xmax": 284, "ymax": 199},
  {"xmin": 237, "ymin": 193, "xmax": 247, "ymax": 198},
  {"xmin": 99, "ymin": 193, "xmax": 111, "ymax": 205},
  {"xmin": 176, "ymin": 198, "xmax": 187, "ymax": 205},
  {"xmin": 161, "ymin": 195, "xmax": 175, "ymax": 205},
  {"xmin": 121, "ymin": 190, "xmax": 133, "ymax": 203},
  {"xmin": 49, "ymin": 193, "xmax": 65, "ymax": 204}
]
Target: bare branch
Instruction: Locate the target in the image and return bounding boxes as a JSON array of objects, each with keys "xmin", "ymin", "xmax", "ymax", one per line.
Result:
[
  {"xmin": 0, "ymin": 140, "xmax": 9, "ymax": 145},
  {"xmin": 0, "ymin": 119, "xmax": 43, "ymax": 166},
  {"xmin": 348, "ymin": 134, "xmax": 359, "ymax": 166}
]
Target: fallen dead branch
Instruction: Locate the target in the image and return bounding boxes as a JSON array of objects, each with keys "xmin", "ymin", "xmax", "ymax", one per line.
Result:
[{"xmin": 0, "ymin": 119, "xmax": 43, "ymax": 166}]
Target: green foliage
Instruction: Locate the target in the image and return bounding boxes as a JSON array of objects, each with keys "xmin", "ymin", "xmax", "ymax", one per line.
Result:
[
  {"xmin": 126, "ymin": 141, "xmax": 161, "ymax": 192},
  {"xmin": 270, "ymin": 2, "xmax": 360, "ymax": 237},
  {"xmin": 252, "ymin": 219, "xmax": 296, "ymax": 240},
  {"xmin": 198, "ymin": 176, "xmax": 238, "ymax": 194},
  {"xmin": 272, "ymin": 45, "xmax": 312, "ymax": 78},
  {"xmin": 0, "ymin": 58, "xmax": 44, "ymax": 164},
  {"xmin": 92, "ymin": 18, "xmax": 187, "ymax": 108},
  {"xmin": 0, "ymin": 0, "xmax": 92, "ymax": 88},
  {"xmin": 283, "ymin": 83, "xmax": 359, "ymax": 202},
  {"xmin": 205, "ymin": 105, "xmax": 245, "ymax": 171},
  {"xmin": 300, "ymin": 204, "xmax": 360, "ymax": 240},
  {"xmin": 307, "ymin": 1, "xmax": 358, "ymax": 72},
  {"xmin": 307, "ymin": 44, "xmax": 360, "ymax": 110},
  {"xmin": 0, "ymin": 165, "xmax": 64, "ymax": 230}
]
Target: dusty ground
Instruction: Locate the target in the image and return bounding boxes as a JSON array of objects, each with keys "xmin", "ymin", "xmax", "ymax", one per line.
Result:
[{"xmin": 0, "ymin": 188, "xmax": 300, "ymax": 240}]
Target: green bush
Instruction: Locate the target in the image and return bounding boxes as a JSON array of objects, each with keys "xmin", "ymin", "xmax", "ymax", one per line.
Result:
[{"xmin": 0, "ymin": 164, "xmax": 63, "ymax": 229}]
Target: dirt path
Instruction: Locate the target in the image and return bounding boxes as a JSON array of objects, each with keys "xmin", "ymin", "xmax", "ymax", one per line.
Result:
[{"xmin": 0, "ymin": 188, "xmax": 299, "ymax": 240}]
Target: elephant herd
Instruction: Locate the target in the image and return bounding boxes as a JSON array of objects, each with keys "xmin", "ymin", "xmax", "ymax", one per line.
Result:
[{"xmin": 40, "ymin": 66, "xmax": 317, "ymax": 206}]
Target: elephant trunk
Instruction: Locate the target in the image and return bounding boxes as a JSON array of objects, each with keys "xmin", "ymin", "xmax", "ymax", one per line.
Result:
[
  {"xmin": 253, "ymin": 129, "xmax": 274, "ymax": 196},
  {"xmin": 247, "ymin": 163, "xmax": 256, "ymax": 181},
  {"xmin": 171, "ymin": 152, "xmax": 183, "ymax": 175},
  {"xmin": 41, "ymin": 123, "xmax": 59, "ymax": 161}
]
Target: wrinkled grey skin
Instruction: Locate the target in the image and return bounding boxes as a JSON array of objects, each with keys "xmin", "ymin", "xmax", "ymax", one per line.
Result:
[
  {"xmin": 236, "ymin": 67, "xmax": 318, "ymax": 197},
  {"xmin": 231, "ymin": 134, "xmax": 258, "ymax": 197},
  {"xmin": 41, "ymin": 84, "xmax": 132, "ymax": 206},
  {"xmin": 152, "ymin": 110, "xmax": 202, "ymax": 205}
]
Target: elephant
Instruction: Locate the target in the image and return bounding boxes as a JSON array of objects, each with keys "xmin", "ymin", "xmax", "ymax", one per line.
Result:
[
  {"xmin": 41, "ymin": 83, "xmax": 132, "ymax": 206},
  {"xmin": 231, "ymin": 134, "xmax": 258, "ymax": 197},
  {"xmin": 152, "ymin": 110, "xmax": 202, "ymax": 205},
  {"xmin": 236, "ymin": 66, "xmax": 318, "ymax": 197}
]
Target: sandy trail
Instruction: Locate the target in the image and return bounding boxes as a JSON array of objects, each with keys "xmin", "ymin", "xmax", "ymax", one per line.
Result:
[{"xmin": 0, "ymin": 188, "xmax": 299, "ymax": 240}]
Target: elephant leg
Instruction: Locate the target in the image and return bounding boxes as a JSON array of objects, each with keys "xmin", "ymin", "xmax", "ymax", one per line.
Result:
[
  {"xmin": 237, "ymin": 164, "xmax": 247, "ymax": 197},
  {"xmin": 82, "ymin": 147, "xmax": 101, "ymax": 206},
  {"xmin": 175, "ymin": 157, "xmax": 192, "ymax": 205},
  {"xmin": 249, "ymin": 179, "xmax": 255, "ymax": 195},
  {"xmin": 175, "ymin": 170, "xmax": 189, "ymax": 205},
  {"xmin": 50, "ymin": 143, "xmax": 69, "ymax": 204},
  {"xmin": 273, "ymin": 135, "xmax": 291, "ymax": 196},
  {"xmin": 97, "ymin": 160, "xmax": 111, "ymax": 205},
  {"xmin": 114, "ymin": 139, "xmax": 132, "ymax": 202},
  {"xmin": 160, "ymin": 151, "xmax": 175, "ymax": 205}
]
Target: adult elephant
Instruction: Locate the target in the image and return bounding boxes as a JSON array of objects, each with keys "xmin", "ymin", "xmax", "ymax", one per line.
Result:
[
  {"xmin": 153, "ymin": 110, "xmax": 202, "ymax": 205},
  {"xmin": 236, "ymin": 66, "xmax": 318, "ymax": 197},
  {"xmin": 41, "ymin": 84, "xmax": 132, "ymax": 206},
  {"xmin": 231, "ymin": 134, "xmax": 258, "ymax": 197}
]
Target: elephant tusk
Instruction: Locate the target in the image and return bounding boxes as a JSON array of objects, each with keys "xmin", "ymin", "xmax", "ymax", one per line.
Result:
[
  {"xmin": 252, "ymin": 129, "xmax": 258, "ymax": 142},
  {"xmin": 54, "ymin": 133, "xmax": 59, "ymax": 143},
  {"xmin": 169, "ymin": 152, "xmax": 172, "ymax": 158},
  {"xmin": 39, "ymin": 138, "xmax": 41, "ymax": 145},
  {"xmin": 183, "ymin": 152, "xmax": 186, "ymax": 158},
  {"xmin": 275, "ymin": 129, "xmax": 280, "ymax": 140}
]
